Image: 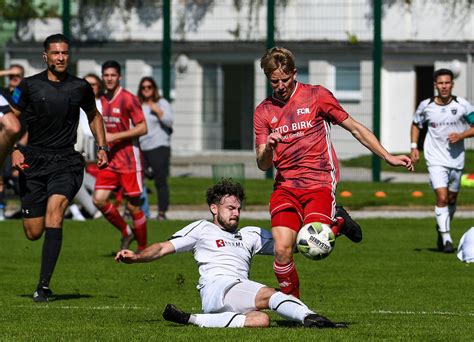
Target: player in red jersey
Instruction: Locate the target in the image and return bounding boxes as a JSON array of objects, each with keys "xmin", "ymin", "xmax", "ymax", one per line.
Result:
[
  {"xmin": 254, "ymin": 47, "xmax": 414, "ymax": 298},
  {"xmin": 93, "ymin": 60, "xmax": 148, "ymax": 251}
]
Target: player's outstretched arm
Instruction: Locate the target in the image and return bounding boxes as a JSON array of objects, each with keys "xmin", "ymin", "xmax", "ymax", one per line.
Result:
[
  {"xmin": 340, "ymin": 116, "xmax": 414, "ymax": 172},
  {"xmin": 115, "ymin": 241, "xmax": 175, "ymax": 264}
]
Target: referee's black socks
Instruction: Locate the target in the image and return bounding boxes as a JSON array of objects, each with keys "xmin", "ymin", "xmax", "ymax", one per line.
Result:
[{"xmin": 38, "ymin": 228, "xmax": 63, "ymax": 289}]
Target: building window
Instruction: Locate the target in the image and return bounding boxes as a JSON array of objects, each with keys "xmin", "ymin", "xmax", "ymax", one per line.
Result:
[
  {"xmin": 202, "ymin": 64, "xmax": 222, "ymax": 123},
  {"xmin": 334, "ymin": 62, "xmax": 361, "ymax": 101}
]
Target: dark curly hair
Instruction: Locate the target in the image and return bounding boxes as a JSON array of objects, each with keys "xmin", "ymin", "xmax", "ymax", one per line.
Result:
[
  {"xmin": 433, "ymin": 68, "xmax": 454, "ymax": 82},
  {"xmin": 206, "ymin": 179, "xmax": 245, "ymax": 206}
]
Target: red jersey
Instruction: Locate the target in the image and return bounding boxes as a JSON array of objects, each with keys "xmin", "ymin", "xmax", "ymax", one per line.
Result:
[
  {"xmin": 100, "ymin": 87, "xmax": 145, "ymax": 173},
  {"xmin": 254, "ymin": 83, "xmax": 349, "ymax": 190}
]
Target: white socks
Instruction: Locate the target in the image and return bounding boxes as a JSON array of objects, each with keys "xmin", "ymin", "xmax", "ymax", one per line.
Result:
[
  {"xmin": 269, "ymin": 291, "xmax": 314, "ymax": 322},
  {"xmin": 188, "ymin": 291, "xmax": 315, "ymax": 327},
  {"xmin": 69, "ymin": 204, "xmax": 86, "ymax": 221},
  {"xmin": 435, "ymin": 206, "xmax": 452, "ymax": 244},
  {"xmin": 190, "ymin": 312, "xmax": 246, "ymax": 328}
]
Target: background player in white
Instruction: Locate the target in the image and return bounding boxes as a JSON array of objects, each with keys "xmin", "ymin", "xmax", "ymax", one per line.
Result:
[
  {"xmin": 116, "ymin": 179, "xmax": 346, "ymax": 329},
  {"xmin": 410, "ymin": 68, "xmax": 474, "ymax": 253}
]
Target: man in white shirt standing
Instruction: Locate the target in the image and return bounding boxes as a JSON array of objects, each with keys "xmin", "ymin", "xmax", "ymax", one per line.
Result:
[
  {"xmin": 116, "ymin": 179, "xmax": 346, "ymax": 329},
  {"xmin": 410, "ymin": 68, "xmax": 474, "ymax": 253}
]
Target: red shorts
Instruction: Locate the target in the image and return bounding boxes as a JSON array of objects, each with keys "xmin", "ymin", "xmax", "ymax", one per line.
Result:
[
  {"xmin": 95, "ymin": 169, "xmax": 144, "ymax": 198},
  {"xmin": 269, "ymin": 186, "xmax": 336, "ymax": 231}
]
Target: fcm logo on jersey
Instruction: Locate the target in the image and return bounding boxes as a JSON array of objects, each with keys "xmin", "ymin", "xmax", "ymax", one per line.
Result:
[{"xmin": 297, "ymin": 107, "xmax": 310, "ymax": 116}]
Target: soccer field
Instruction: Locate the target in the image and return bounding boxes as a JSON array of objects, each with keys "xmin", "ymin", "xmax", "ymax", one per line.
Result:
[{"xmin": 0, "ymin": 218, "xmax": 473, "ymax": 341}]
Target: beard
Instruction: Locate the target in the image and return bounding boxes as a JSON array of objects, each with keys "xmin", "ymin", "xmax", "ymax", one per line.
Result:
[{"xmin": 217, "ymin": 213, "xmax": 239, "ymax": 232}]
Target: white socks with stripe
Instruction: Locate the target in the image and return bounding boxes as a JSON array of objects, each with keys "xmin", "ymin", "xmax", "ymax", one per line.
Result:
[
  {"xmin": 435, "ymin": 206, "xmax": 452, "ymax": 244},
  {"xmin": 268, "ymin": 291, "xmax": 314, "ymax": 322}
]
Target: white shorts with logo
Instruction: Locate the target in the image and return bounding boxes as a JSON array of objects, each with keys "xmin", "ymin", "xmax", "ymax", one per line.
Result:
[
  {"xmin": 199, "ymin": 276, "xmax": 265, "ymax": 314},
  {"xmin": 428, "ymin": 165, "xmax": 462, "ymax": 192}
]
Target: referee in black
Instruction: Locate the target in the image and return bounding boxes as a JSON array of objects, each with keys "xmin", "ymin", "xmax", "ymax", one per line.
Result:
[{"xmin": 10, "ymin": 33, "xmax": 109, "ymax": 302}]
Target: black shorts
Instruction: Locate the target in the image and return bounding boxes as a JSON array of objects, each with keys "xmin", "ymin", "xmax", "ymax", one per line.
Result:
[{"xmin": 19, "ymin": 146, "xmax": 85, "ymax": 218}]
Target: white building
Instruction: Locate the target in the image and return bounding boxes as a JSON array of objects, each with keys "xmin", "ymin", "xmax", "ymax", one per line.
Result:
[{"xmin": 5, "ymin": 0, "xmax": 474, "ymax": 160}]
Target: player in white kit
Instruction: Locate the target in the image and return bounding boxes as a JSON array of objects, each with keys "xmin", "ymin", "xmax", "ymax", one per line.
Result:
[
  {"xmin": 410, "ymin": 68, "xmax": 474, "ymax": 253},
  {"xmin": 116, "ymin": 179, "xmax": 346, "ymax": 328}
]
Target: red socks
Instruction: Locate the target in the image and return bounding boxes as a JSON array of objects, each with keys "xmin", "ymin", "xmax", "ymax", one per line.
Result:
[
  {"xmin": 273, "ymin": 260, "xmax": 300, "ymax": 298},
  {"xmin": 131, "ymin": 210, "xmax": 147, "ymax": 251},
  {"xmin": 331, "ymin": 217, "xmax": 344, "ymax": 237},
  {"xmin": 100, "ymin": 202, "xmax": 130, "ymax": 237}
]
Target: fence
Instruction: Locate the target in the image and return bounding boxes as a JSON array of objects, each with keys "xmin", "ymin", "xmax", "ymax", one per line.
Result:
[{"xmin": 2, "ymin": 0, "xmax": 473, "ymax": 180}]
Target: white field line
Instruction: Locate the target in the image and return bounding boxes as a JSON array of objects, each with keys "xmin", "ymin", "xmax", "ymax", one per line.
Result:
[
  {"xmin": 374, "ymin": 309, "xmax": 474, "ymax": 317},
  {"xmin": 6, "ymin": 305, "xmax": 474, "ymax": 317},
  {"xmin": 7, "ymin": 305, "xmax": 150, "ymax": 310},
  {"xmin": 6, "ymin": 304, "xmax": 203, "ymax": 311}
]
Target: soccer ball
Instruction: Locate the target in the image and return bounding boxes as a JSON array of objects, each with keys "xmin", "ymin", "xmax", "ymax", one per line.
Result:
[{"xmin": 296, "ymin": 222, "xmax": 335, "ymax": 260}]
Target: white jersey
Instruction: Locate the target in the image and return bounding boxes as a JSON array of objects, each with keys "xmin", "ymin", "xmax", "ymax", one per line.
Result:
[
  {"xmin": 413, "ymin": 96, "xmax": 473, "ymax": 169},
  {"xmin": 0, "ymin": 94, "xmax": 11, "ymax": 117},
  {"xmin": 457, "ymin": 227, "xmax": 474, "ymax": 263},
  {"xmin": 169, "ymin": 220, "xmax": 274, "ymax": 289}
]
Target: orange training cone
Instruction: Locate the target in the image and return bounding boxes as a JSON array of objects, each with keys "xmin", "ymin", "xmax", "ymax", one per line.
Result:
[
  {"xmin": 374, "ymin": 191, "xmax": 387, "ymax": 198},
  {"xmin": 411, "ymin": 191, "xmax": 423, "ymax": 198},
  {"xmin": 340, "ymin": 191, "xmax": 352, "ymax": 198}
]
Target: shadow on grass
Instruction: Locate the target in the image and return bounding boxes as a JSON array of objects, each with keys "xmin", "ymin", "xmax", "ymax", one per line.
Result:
[
  {"xmin": 19, "ymin": 293, "xmax": 93, "ymax": 301},
  {"xmin": 413, "ymin": 247, "xmax": 453, "ymax": 253},
  {"xmin": 275, "ymin": 320, "xmax": 351, "ymax": 329}
]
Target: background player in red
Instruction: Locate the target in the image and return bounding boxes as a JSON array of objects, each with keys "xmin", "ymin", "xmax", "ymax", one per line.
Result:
[
  {"xmin": 254, "ymin": 47, "xmax": 414, "ymax": 298},
  {"xmin": 93, "ymin": 60, "xmax": 148, "ymax": 251}
]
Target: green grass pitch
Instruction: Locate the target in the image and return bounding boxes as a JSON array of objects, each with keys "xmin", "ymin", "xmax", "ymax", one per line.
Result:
[{"xmin": 0, "ymin": 218, "xmax": 473, "ymax": 341}]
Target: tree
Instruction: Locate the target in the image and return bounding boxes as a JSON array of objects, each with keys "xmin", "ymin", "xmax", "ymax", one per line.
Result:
[{"xmin": 0, "ymin": 0, "xmax": 59, "ymax": 41}]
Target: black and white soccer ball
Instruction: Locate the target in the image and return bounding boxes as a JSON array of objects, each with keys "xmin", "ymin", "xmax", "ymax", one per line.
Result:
[{"xmin": 296, "ymin": 222, "xmax": 336, "ymax": 260}]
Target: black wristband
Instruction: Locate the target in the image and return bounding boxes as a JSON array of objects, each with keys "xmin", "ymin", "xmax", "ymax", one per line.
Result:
[{"xmin": 97, "ymin": 145, "xmax": 109, "ymax": 152}]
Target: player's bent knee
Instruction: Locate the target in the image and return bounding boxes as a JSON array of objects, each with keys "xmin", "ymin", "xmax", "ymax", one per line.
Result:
[
  {"xmin": 23, "ymin": 223, "xmax": 44, "ymax": 241},
  {"xmin": 93, "ymin": 197, "xmax": 106, "ymax": 209},
  {"xmin": 244, "ymin": 311, "xmax": 270, "ymax": 328},
  {"xmin": 255, "ymin": 287, "xmax": 277, "ymax": 310},
  {"xmin": 274, "ymin": 245, "xmax": 294, "ymax": 262}
]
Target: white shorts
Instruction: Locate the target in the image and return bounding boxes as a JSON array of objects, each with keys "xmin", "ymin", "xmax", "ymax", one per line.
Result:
[
  {"xmin": 457, "ymin": 227, "xmax": 474, "ymax": 263},
  {"xmin": 199, "ymin": 276, "xmax": 265, "ymax": 314},
  {"xmin": 428, "ymin": 165, "xmax": 462, "ymax": 192}
]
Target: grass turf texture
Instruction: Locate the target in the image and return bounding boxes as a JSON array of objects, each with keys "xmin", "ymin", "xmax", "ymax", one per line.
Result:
[
  {"xmin": 341, "ymin": 150, "xmax": 474, "ymax": 174},
  {"xmin": 1, "ymin": 218, "xmax": 473, "ymax": 340},
  {"xmin": 161, "ymin": 178, "xmax": 474, "ymax": 208}
]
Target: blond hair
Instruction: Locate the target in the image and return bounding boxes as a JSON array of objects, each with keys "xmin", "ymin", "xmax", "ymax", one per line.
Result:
[{"xmin": 260, "ymin": 46, "xmax": 296, "ymax": 77}]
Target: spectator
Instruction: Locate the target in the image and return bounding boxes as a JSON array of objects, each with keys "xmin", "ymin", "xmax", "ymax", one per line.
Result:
[
  {"xmin": 0, "ymin": 64, "xmax": 25, "ymax": 96},
  {"xmin": 137, "ymin": 77, "xmax": 173, "ymax": 221},
  {"xmin": 0, "ymin": 64, "xmax": 26, "ymax": 219}
]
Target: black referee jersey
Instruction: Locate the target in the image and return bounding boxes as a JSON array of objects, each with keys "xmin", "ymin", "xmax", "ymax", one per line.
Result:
[{"xmin": 10, "ymin": 70, "xmax": 96, "ymax": 150}]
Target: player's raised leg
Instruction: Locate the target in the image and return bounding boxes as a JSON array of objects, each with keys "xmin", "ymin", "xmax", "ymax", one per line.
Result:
[{"xmin": 332, "ymin": 205, "xmax": 362, "ymax": 242}]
